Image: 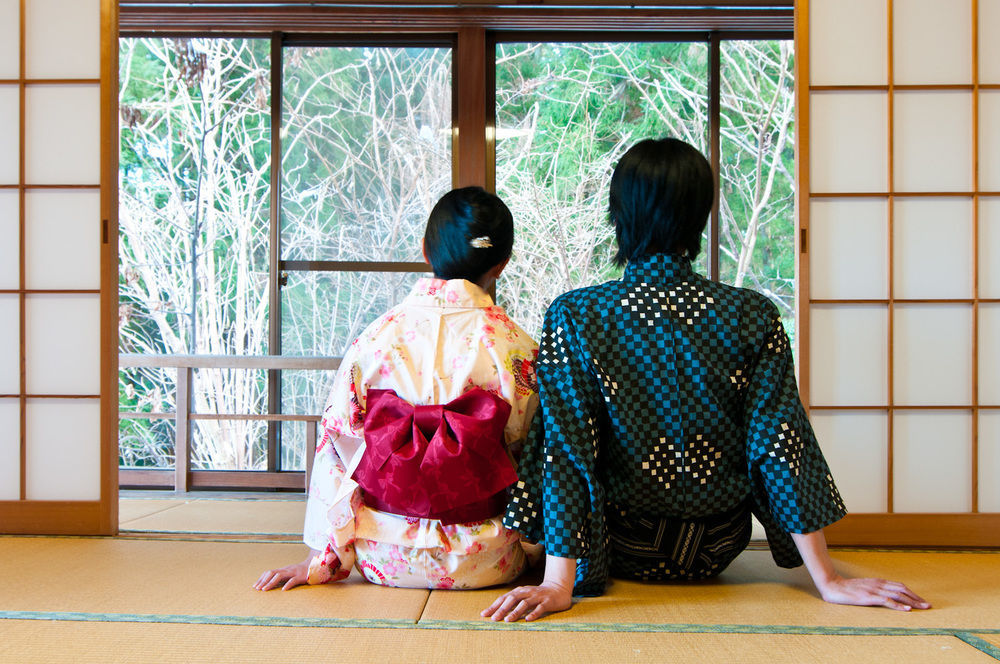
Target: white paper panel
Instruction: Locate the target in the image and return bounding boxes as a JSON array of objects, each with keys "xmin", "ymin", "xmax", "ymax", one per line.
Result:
[
  {"xmin": 25, "ymin": 398, "xmax": 100, "ymax": 500},
  {"xmin": 979, "ymin": 412, "xmax": 1000, "ymax": 512},
  {"xmin": 25, "ymin": 294, "xmax": 100, "ymax": 395},
  {"xmin": 811, "ymin": 411, "xmax": 888, "ymax": 512},
  {"xmin": 809, "ymin": 92, "xmax": 888, "ymax": 193},
  {"xmin": 980, "ymin": 91, "xmax": 1000, "ymax": 191},
  {"xmin": 0, "ymin": 190, "xmax": 18, "ymax": 289},
  {"xmin": 893, "ymin": 304, "xmax": 973, "ymax": 406},
  {"xmin": 26, "ymin": 190, "xmax": 101, "ymax": 289},
  {"xmin": 0, "ymin": 85, "xmax": 18, "ymax": 185},
  {"xmin": 808, "ymin": 0, "xmax": 887, "ymax": 85},
  {"xmin": 893, "ymin": 198, "xmax": 973, "ymax": 299},
  {"xmin": 0, "ymin": 295, "xmax": 18, "ymax": 395},
  {"xmin": 808, "ymin": 199, "xmax": 888, "ymax": 299},
  {"xmin": 809, "ymin": 305, "xmax": 888, "ymax": 406},
  {"xmin": 25, "ymin": 0, "xmax": 100, "ymax": 79},
  {"xmin": 982, "ymin": 198, "xmax": 1000, "ymax": 298},
  {"xmin": 893, "ymin": 411, "xmax": 972, "ymax": 513},
  {"xmin": 25, "ymin": 85, "xmax": 101, "ymax": 185},
  {"xmin": 893, "ymin": 92, "xmax": 973, "ymax": 193},
  {"xmin": 0, "ymin": 399, "xmax": 19, "ymax": 499},
  {"xmin": 893, "ymin": 0, "xmax": 972, "ymax": 85},
  {"xmin": 981, "ymin": 0, "xmax": 1000, "ymax": 84},
  {"xmin": 0, "ymin": 0, "xmax": 18, "ymax": 79},
  {"xmin": 980, "ymin": 305, "xmax": 1000, "ymax": 406}
]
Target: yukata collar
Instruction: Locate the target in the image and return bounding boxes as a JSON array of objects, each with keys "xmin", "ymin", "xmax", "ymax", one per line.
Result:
[
  {"xmin": 623, "ymin": 253, "xmax": 695, "ymax": 285},
  {"xmin": 408, "ymin": 277, "xmax": 495, "ymax": 309}
]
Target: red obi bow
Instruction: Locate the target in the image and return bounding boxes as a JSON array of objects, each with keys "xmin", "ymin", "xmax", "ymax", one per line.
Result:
[{"xmin": 354, "ymin": 388, "xmax": 517, "ymax": 525}]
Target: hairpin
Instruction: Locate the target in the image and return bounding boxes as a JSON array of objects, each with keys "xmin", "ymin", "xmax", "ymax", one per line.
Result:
[{"xmin": 470, "ymin": 236, "xmax": 493, "ymax": 249}]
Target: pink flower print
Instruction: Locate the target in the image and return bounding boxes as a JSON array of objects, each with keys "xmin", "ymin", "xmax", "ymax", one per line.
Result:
[
  {"xmin": 483, "ymin": 338, "xmax": 496, "ymax": 349},
  {"xmin": 464, "ymin": 541, "xmax": 484, "ymax": 555},
  {"xmin": 436, "ymin": 576, "xmax": 455, "ymax": 590},
  {"xmin": 483, "ymin": 324, "xmax": 496, "ymax": 335},
  {"xmin": 379, "ymin": 362, "xmax": 393, "ymax": 377},
  {"xmin": 405, "ymin": 330, "xmax": 417, "ymax": 343},
  {"xmin": 496, "ymin": 554, "xmax": 510, "ymax": 573},
  {"xmin": 381, "ymin": 559, "xmax": 406, "ymax": 576},
  {"xmin": 446, "ymin": 289, "xmax": 460, "ymax": 304}
]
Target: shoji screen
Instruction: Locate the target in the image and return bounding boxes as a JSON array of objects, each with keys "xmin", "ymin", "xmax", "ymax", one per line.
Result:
[
  {"xmin": 800, "ymin": 0, "xmax": 1000, "ymax": 545},
  {"xmin": 0, "ymin": 0, "xmax": 117, "ymax": 534}
]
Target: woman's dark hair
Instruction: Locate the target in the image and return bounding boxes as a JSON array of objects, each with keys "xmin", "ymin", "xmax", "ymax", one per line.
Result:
[
  {"xmin": 424, "ymin": 186, "xmax": 514, "ymax": 282},
  {"xmin": 608, "ymin": 138, "xmax": 715, "ymax": 266}
]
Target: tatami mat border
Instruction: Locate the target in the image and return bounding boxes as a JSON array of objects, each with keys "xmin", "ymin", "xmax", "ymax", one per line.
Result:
[
  {"xmin": 5, "ymin": 534, "xmax": 998, "ymax": 555},
  {"xmin": 955, "ymin": 634, "xmax": 1000, "ymax": 660},
  {"xmin": 119, "ymin": 529, "xmax": 300, "ymax": 537},
  {"xmin": 0, "ymin": 534, "xmax": 299, "ymax": 544},
  {"xmin": 6, "ymin": 538, "xmax": 999, "ymax": 557},
  {"xmin": 3, "ymin": 610, "xmax": 1000, "ymax": 637}
]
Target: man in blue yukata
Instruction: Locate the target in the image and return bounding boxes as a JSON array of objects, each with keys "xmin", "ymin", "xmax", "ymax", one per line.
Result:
[{"xmin": 483, "ymin": 138, "xmax": 930, "ymax": 622}]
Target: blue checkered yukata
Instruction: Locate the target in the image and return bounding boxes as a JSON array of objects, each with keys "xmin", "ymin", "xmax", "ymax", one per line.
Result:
[{"xmin": 503, "ymin": 253, "xmax": 847, "ymax": 596}]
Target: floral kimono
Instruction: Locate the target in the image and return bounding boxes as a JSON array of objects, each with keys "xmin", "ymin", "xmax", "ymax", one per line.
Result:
[{"xmin": 303, "ymin": 277, "xmax": 538, "ymax": 589}]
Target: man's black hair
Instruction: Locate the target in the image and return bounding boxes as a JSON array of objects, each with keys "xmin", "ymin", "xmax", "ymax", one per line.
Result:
[{"xmin": 609, "ymin": 138, "xmax": 715, "ymax": 266}]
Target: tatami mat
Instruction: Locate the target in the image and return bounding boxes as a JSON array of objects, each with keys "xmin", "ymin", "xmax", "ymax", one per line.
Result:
[
  {"xmin": 2, "ymin": 536, "xmax": 998, "ymax": 662},
  {"xmin": 0, "ymin": 621, "xmax": 995, "ymax": 663},
  {"xmin": 119, "ymin": 496, "xmax": 305, "ymax": 536},
  {"xmin": 0, "ymin": 537, "xmax": 427, "ymax": 622},
  {"xmin": 423, "ymin": 549, "xmax": 1000, "ymax": 632}
]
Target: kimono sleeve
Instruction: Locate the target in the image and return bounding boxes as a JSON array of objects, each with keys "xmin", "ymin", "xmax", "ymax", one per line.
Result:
[
  {"xmin": 502, "ymin": 298, "xmax": 609, "ymax": 596},
  {"xmin": 303, "ymin": 343, "xmax": 366, "ymax": 552},
  {"xmin": 743, "ymin": 300, "xmax": 847, "ymax": 565}
]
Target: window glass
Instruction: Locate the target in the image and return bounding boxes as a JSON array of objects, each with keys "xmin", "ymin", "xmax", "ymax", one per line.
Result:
[
  {"xmin": 495, "ymin": 41, "xmax": 709, "ymax": 337},
  {"xmin": 719, "ymin": 40, "xmax": 796, "ymax": 340}
]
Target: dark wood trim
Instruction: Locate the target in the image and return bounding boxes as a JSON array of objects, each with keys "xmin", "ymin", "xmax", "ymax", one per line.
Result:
[
  {"xmin": 118, "ymin": 1, "xmax": 794, "ymax": 6},
  {"xmin": 825, "ymin": 513, "xmax": 1000, "ymax": 548},
  {"xmin": 971, "ymin": 0, "xmax": 980, "ymax": 512},
  {"xmin": 267, "ymin": 32, "xmax": 282, "ymax": 474},
  {"xmin": 456, "ymin": 26, "xmax": 487, "ymax": 188},
  {"xmin": 885, "ymin": 0, "xmax": 896, "ymax": 512},
  {"xmin": 21, "ymin": 183, "xmax": 102, "ymax": 189},
  {"xmin": 809, "ymin": 191, "xmax": 978, "ymax": 198},
  {"xmin": 794, "ymin": 0, "xmax": 809, "ymax": 407},
  {"xmin": 0, "ymin": 289, "xmax": 102, "ymax": 294},
  {"xmin": 279, "ymin": 260, "xmax": 431, "ymax": 273},
  {"xmin": 18, "ymin": 0, "xmax": 26, "ymax": 502},
  {"xmin": 119, "ymin": 5, "xmax": 794, "ymax": 34},
  {"xmin": 119, "ymin": 469, "xmax": 305, "ymax": 490},
  {"xmin": 119, "ymin": 468, "xmax": 173, "ymax": 488},
  {"xmin": 118, "ymin": 354, "xmax": 342, "ymax": 370},
  {"xmin": 121, "ymin": 469, "xmax": 307, "ymax": 491},
  {"xmin": 190, "ymin": 413, "xmax": 320, "ymax": 422},
  {"xmin": 0, "ymin": 500, "xmax": 105, "ymax": 535},
  {"xmin": 708, "ymin": 32, "xmax": 721, "ymax": 281},
  {"xmin": 23, "ymin": 78, "xmax": 102, "ymax": 85}
]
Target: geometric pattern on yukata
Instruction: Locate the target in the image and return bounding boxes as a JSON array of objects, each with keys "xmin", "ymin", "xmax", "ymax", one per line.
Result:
[{"xmin": 504, "ymin": 253, "xmax": 847, "ymax": 597}]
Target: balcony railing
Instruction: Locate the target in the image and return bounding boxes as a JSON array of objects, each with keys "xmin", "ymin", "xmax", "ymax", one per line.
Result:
[{"xmin": 118, "ymin": 354, "xmax": 341, "ymax": 492}]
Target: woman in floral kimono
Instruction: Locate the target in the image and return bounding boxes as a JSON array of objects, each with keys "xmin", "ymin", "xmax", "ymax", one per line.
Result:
[{"xmin": 255, "ymin": 187, "xmax": 538, "ymax": 591}]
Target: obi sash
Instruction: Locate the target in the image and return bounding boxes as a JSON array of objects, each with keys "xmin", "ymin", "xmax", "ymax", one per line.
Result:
[{"xmin": 354, "ymin": 387, "xmax": 517, "ymax": 526}]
